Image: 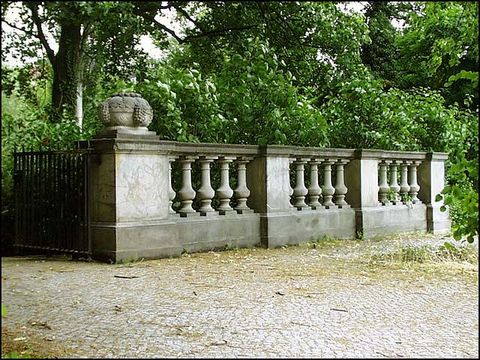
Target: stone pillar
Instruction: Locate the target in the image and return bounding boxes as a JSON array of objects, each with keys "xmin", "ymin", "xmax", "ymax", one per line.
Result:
[
  {"xmin": 321, "ymin": 159, "xmax": 335, "ymax": 208},
  {"xmin": 418, "ymin": 153, "xmax": 451, "ymax": 234},
  {"xmin": 389, "ymin": 161, "xmax": 400, "ymax": 205},
  {"xmin": 246, "ymin": 148, "xmax": 291, "ymax": 213},
  {"xmin": 307, "ymin": 158, "xmax": 322, "ymax": 209},
  {"xmin": 293, "ymin": 158, "xmax": 309, "ymax": 210},
  {"xmin": 399, "ymin": 161, "xmax": 411, "ymax": 203},
  {"xmin": 178, "ymin": 156, "xmax": 198, "ymax": 215},
  {"xmin": 378, "ymin": 160, "xmax": 391, "ymax": 205},
  {"xmin": 85, "ymin": 92, "xmax": 171, "ymax": 263},
  {"xmin": 168, "ymin": 156, "xmax": 177, "ymax": 214},
  {"xmin": 246, "ymin": 146, "xmax": 295, "ymax": 247},
  {"xmin": 344, "ymin": 150, "xmax": 380, "ymax": 238},
  {"xmin": 234, "ymin": 156, "xmax": 253, "ymax": 214},
  {"xmin": 216, "ymin": 156, "xmax": 235, "ymax": 214},
  {"xmin": 197, "ymin": 156, "xmax": 217, "ymax": 215},
  {"xmin": 408, "ymin": 161, "xmax": 421, "ymax": 204},
  {"xmin": 334, "ymin": 159, "xmax": 349, "ymax": 207}
]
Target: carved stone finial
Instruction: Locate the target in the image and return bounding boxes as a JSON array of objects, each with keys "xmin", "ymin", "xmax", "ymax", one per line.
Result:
[{"xmin": 98, "ymin": 92, "xmax": 153, "ymax": 130}]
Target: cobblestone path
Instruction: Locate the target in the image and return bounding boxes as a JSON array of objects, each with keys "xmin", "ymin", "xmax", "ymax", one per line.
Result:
[{"xmin": 2, "ymin": 234, "xmax": 478, "ymax": 358}]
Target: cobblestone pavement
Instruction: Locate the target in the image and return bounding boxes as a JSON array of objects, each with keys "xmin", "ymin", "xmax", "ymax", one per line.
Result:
[{"xmin": 2, "ymin": 234, "xmax": 478, "ymax": 358}]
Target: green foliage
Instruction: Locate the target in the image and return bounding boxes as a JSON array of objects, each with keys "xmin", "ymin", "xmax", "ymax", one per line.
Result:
[
  {"xmin": 437, "ymin": 160, "xmax": 478, "ymax": 243},
  {"xmin": 396, "ymin": 2, "xmax": 479, "ymax": 108},
  {"xmin": 437, "ymin": 97, "xmax": 479, "ymax": 243},
  {"xmin": 321, "ymin": 75, "xmax": 456, "ymax": 151},
  {"xmin": 1, "ymin": 61, "xmax": 52, "ymax": 108},
  {"xmin": 136, "ymin": 38, "xmax": 328, "ymax": 146},
  {"xmin": 361, "ymin": 1, "xmax": 399, "ymax": 81},
  {"xmin": 180, "ymin": 1, "xmax": 370, "ymax": 104},
  {"xmin": 1, "ymin": 88, "xmax": 97, "ymax": 214}
]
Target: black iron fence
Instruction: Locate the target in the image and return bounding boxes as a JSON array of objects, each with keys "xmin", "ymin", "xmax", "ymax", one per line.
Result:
[{"xmin": 13, "ymin": 149, "xmax": 91, "ymax": 255}]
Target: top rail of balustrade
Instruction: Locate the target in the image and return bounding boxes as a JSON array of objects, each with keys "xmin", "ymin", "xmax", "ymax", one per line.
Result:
[
  {"xmin": 158, "ymin": 140, "xmax": 258, "ymax": 157},
  {"xmin": 158, "ymin": 141, "xmax": 357, "ymax": 159},
  {"xmin": 156, "ymin": 142, "xmax": 446, "ymax": 160},
  {"xmin": 261, "ymin": 145, "xmax": 356, "ymax": 159},
  {"xmin": 98, "ymin": 139, "xmax": 446, "ymax": 162},
  {"xmin": 354, "ymin": 149, "xmax": 448, "ymax": 161}
]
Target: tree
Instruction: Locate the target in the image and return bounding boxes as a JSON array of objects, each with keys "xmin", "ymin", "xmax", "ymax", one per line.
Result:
[
  {"xmin": 361, "ymin": 1, "xmax": 399, "ymax": 82},
  {"xmin": 165, "ymin": 1, "xmax": 370, "ymax": 106},
  {"xmin": 2, "ymin": 2, "xmax": 144, "ymax": 123},
  {"xmin": 395, "ymin": 1, "xmax": 479, "ymax": 109}
]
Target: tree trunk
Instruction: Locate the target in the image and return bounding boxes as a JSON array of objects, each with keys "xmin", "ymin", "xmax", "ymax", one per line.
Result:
[
  {"xmin": 76, "ymin": 81, "xmax": 83, "ymax": 128},
  {"xmin": 51, "ymin": 23, "xmax": 82, "ymax": 122}
]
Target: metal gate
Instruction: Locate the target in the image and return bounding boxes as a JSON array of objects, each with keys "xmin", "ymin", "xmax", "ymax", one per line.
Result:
[{"xmin": 13, "ymin": 149, "xmax": 91, "ymax": 255}]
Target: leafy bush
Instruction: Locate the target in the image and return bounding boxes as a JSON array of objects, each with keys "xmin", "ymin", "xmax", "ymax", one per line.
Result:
[
  {"xmin": 437, "ymin": 97, "xmax": 479, "ymax": 243},
  {"xmin": 321, "ymin": 75, "xmax": 457, "ymax": 151},
  {"xmin": 0, "ymin": 67, "xmax": 103, "ymax": 231},
  {"xmin": 135, "ymin": 38, "xmax": 328, "ymax": 147}
]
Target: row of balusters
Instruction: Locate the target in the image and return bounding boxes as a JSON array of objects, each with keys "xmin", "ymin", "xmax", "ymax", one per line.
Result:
[
  {"xmin": 168, "ymin": 155, "xmax": 253, "ymax": 216},
  {"xmin": 287, "ymin": 158, "xmax": 422, "ymax": 209},
  {"xmin": 168, "ymin": 156, "xmax": 423, "ymax": 216},
  {"xmin": 378, "ymin": 160, "xmax": 421, "ymax": 205},
  {"xmin": 288, "ymin": 158, "xmax": 349, "ymax": 209}
]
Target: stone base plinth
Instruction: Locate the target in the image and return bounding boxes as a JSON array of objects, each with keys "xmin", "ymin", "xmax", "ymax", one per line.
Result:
[
  {"xmin": 263, "ymin": 207, "xmax": 356, "ymax": 248},
  {"xmin": 426, "ymin": 204, "xmax": 451, "ymax": 235},
  {"xmin": 90, "ymin": 213, "xmax": 261, "ymax": 263},
  {"xmin": 356, "ymin": 203, "xmax": 428, "ymax": 239}
]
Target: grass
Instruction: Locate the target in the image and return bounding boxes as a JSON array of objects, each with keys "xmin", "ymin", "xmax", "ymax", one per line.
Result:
[
  {"xmin": 1, "ymin": 327, "xmax": 72, "ymax": 359},
  {"xmin": 368, "ymin": 243, "xmax": 478, "ymax": 265}
]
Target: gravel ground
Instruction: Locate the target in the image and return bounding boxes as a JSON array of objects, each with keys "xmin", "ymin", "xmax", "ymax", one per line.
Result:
[{"xmin": 1, "ymin": 233, "xmax": 478, "ymax": 358}]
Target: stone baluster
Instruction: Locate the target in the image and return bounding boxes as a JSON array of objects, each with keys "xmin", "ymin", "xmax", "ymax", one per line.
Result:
[
  {"xmin": 408, "ymin": 161, "xmax": 421, "ymax": 204},
  {"xmin": 168, "ymin": 156, "xmax": 177, "ymax": 214},
  {"xmin": 378, "ymin": 160, "xmax": 391, "ymax": 205},
  {"xmin": 389, "ymin": 161, "xmax": 400, "ymax": 204},
  {"xmin": 321, "ymin": 159, "xmax": 335, "ymax": 208},
  {"xmin": 178, "ymin": 156, "xmax": 198, "ymax": 215},
  {"xmin": 234, "ymin": 156, "xmax": 253, "ymax": 213},
  {"xmin": 293, "ymin": 158, "xmax": 309, "ymax": 209},
  {"xmin": 288, "ymin": 158, "xmax": 294, "ymax": 208},
  {"xmin": 197, "ymin": 156, "xmax": 217, "ymax": 215},
  {"xmin": 399, "ymin": 161, "xmax": 411, "ymax": 203},
  {"xmin": 334, "ymin": 159, "xmax": 349, "ymax": 207},
  {"xmin": 216, "ymin": 156, "xmax": 235, "ymax": 214},
  {"xmin": 307, "ymin": 158, "xmax": 323, "ymax": 209}
]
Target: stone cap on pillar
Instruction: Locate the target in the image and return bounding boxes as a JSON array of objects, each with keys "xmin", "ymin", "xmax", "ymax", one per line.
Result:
[
  {"xmin": 95, "ymin": 92, "xmax": 159, "ymax": 140},
  {"xmin": 425, "ymin": 152, "xmax": 449, "ymax": 161}
]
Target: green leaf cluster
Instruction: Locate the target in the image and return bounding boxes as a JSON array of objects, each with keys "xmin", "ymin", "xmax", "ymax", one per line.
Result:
[{"xmin": 135, "ymin": 37, "xmax": 328, "ymax": 146}]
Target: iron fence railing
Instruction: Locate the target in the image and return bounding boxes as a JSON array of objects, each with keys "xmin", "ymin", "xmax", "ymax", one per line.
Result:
[{"xmin": 13, "ymin": 149, "xmax": 91, "ymax": 255}]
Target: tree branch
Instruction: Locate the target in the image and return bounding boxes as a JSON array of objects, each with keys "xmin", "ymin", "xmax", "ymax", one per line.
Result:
[
  {"xmin": 152, "ymin": 19, "xmax": 185, "ymax": 43},
  {"xmin": 133, "ymin": 8, "xmax": 185, "ymax": 44},
  {"xmin": 26, "ymin": 3, "xmax": 55, "ymax": 63},
  {"xmin": 172, "ymin": 4, "xmax": 205, "ymax": 33},
  {"xmin": 1, "ymin": 18, "xmax": 34, "ymax": 36},
  {"xmin": 134, "ymin": 4, "xmax": 256, "ymax": 44},
  {"xmin": 182, "ymin": 25, "xmax": 257, "ymax": 42}
]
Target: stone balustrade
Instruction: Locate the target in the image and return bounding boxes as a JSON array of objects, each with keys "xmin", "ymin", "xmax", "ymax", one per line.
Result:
[
  {"xmin": 158, "ymin": 141, "xmax": 258, "ymax": 217},
  {"xmin": 79, "ymin": 99, "xmax": 451, "ymax": 263},
  {"xmin": 374, "ymin": 152, "xmax": 425, "ymax": 206},
  {"xmin": 284, "ymin": 149, "xmax": 354, "ymax": 210}
]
